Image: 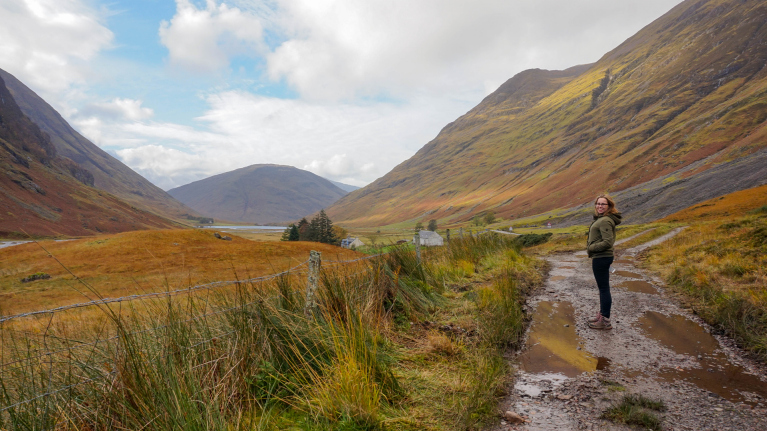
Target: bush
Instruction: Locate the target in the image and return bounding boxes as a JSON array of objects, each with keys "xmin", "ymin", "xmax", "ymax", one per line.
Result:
[{"xmin": 514, "ymin": 233, "xmax": 552, "ymax": 248}]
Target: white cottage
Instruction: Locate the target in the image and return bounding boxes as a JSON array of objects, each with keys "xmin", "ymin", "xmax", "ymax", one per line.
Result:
[
  {"xmin": 414, "ymin": 230, "xmax": 444, "ymax": 246},
  {"xmin": 341, "ymin": 237, "xmax": 365, "ymax": 249}
]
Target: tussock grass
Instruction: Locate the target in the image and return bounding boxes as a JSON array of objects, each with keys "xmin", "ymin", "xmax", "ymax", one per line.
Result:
[
  {"xmin": 0, "ymin": 232, "xmax": 544, "ymax": 430},
  {"xmin": 601, "ymin": 394, "xmax": 666, "ymax": 431}
]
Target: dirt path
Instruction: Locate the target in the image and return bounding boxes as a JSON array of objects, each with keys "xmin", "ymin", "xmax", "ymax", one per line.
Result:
[{"xmin": 493, "ymin": 229, "xmax": 767, "ymax": 430}]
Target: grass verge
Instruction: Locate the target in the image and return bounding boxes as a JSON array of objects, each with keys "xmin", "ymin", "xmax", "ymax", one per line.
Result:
[
  {"xmin": 642, "ymin": 214, "xmax": 767, "ymax": 361},
  {"xmin": 0, "ymin": 233, "xmax": 544, "ymax": 430}
]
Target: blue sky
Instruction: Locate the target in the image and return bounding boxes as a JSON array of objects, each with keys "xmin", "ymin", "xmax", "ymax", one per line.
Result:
[{"xmin": 0, "ymin": 0, "xmax": 682, "ymax": 190}]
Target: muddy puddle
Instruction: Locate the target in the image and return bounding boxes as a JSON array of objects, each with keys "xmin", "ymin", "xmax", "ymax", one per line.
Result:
[
  {"xmin": 520, "ymin": 301, "xmax": 608, "ymax": 377},
  {"xmin": 613, "ymin": 259, "xmax": 634, "ymax": 264},
  {"xmin": 640, "ymin": 311, "xmax": 767, "ymax": 404},
  {"xmin": 613, "ymin": 270, "xmax": 642, "ymax": 279},
  {"xmin": 550, "ymin": 276, "xmax": 566, "ymax": 281},
  {"xmin": 616, "ymin": 280, "xmax": 657, "ymax": 294},
  {"xmin": 559, "ymin": 266, "xmax": 575, "ymax": 269}
]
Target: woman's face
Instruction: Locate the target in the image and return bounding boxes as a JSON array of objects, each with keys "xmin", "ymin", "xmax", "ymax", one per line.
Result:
[{"xmin": 596, "ymin": 198, "xmax": 609, "ymax": 215}]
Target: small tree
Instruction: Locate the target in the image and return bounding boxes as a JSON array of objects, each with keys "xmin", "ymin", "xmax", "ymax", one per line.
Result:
[
  {"xmin": 281, "ymin": 224, "xmax": 300, "ymax": 241},
  {"xmin": 427, "ymin": 219, "xmax": 438, "ymax": 231},
  {"xmin": 308, "ymin": 210, "xmax": 338, "ymax": 244},
  {"xmin": 280, "ymin": 225, "xmax": 292, "ymax": 241},
  {"xmin": 332, "ymin": 225, "xmax": 348, "ymax": 241},
  {"xmin": 297, "ymin": 218, "xmax": 310, "ymax": 241},
  {"xmin": 484, "ymin": 211, "xmax": 496, "ymax": 225},
  {"xmin": 472, "ymin": 215, "xmax": 484, "ymax": 227},
  {"xmin": 414, "ymin": 222, "xmax": 424, "ymax": 232},
  {"xmin": 289, "ymin": 224, "xmax": 299, "ymax": 241}
]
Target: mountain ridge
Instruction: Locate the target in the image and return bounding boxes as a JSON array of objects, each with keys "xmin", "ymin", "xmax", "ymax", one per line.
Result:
[
  {"xmin": 0, "ymin": 74, "xmax": 177, "ymax": 237},
  {"xmin": 327, "ymin": 0, "xmax": 767, "ymax": 227},
  {"xmin": 0, "ymin": 68, "xmax": 198, "ymax": 223},
  {"xmin": 168, "ymin": 164, "xmax": 348, "ymax": 224}
]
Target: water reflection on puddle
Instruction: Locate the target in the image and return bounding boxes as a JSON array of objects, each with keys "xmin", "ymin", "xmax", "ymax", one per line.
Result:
[
  {"xmin": 617, "ymin": 280, "xmax": 657, "ymax": 294},
  {"xmin": 520, "ymin": 301, "xmax": 606, "ymax": 377},
  {"xmin": 614, "ymin": 270, "xmax": 642, "ymax": 279},
  {"xmin": 640, "ymin": 311, "xmax": 767, "ymax": 404}
]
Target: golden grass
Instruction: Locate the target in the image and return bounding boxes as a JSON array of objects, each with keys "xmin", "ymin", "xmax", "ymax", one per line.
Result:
[
  {"xmin": 660, "ymin": 183, "xmax": 767, "ymax": 222},
  {"xmin": 0, "ymin": 229, "xmax": 361, "ymax": 315}
]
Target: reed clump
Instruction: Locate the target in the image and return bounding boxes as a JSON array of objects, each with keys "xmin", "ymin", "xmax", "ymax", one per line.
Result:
[{"xmin": 0, "ymin": 233, "xmax": 544, "ymax": 430}]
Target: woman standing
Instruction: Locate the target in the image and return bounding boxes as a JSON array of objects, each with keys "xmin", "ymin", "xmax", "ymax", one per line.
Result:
[{"xmin": 587, "ymin": 195, "xmax": 622, "ymax": 330}]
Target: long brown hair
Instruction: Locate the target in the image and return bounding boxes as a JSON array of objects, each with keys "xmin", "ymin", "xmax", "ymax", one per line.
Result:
[{"xmin": 593, "ymin": 194, "xmax": 619, "ymax": 216}]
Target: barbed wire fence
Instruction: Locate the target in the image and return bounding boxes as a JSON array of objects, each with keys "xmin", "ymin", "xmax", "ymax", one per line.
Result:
[{"xmin": 0, "ymin": 248, "xmax": 391, "ymax": 426}]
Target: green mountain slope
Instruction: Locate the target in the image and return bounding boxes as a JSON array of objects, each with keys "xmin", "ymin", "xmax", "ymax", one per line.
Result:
[
  {"xmin": 328, "ymin": 0, "xmax": 767, "ymax": 227},
  {"xmin": 0, "ymin": 68, "xmax": 197, "ymax": 223},
  {"xmin": 0, "ymin": 75, "xmax": 177, "ymax": 237},
  {"xmin": 168, "ymin": 164, "xmax": 348, "ymax": 224}
]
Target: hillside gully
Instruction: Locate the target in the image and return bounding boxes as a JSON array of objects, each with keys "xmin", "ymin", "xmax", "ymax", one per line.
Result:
[{"xmin": 491, "ymin": 230, "xmax": 767, "ymax": 431}]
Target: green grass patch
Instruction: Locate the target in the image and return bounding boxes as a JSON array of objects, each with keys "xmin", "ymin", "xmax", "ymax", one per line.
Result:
[{"xmin": 601, "ymin": 394, "xmax": 666, "ymax": 430}]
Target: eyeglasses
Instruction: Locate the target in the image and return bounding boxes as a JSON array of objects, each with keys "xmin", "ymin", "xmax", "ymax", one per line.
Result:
[{"xmin": 595, "ymin": 203, "xmax": 609, "ymax": 206}]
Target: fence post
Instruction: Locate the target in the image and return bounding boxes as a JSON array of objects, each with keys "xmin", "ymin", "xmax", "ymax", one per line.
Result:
[
  {"xmin": 459, "ymin": 227, "xmax": 463, "ymax": 239},
  {"xmin": 446, "ymin": 228, "xmax": 450, "ymax": 244},
  {"xmin": 304, "ymin": 250, "xmax": 321, "ymax": 317},
  {"xmin": 414, "ymin": 232, "xmax": 421, "ymax": 264}
]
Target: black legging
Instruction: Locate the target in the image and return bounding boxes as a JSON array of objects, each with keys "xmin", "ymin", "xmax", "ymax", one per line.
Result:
[{"xmin": 592, "ymin": 257, "xmax": 614, "ymax": 318}]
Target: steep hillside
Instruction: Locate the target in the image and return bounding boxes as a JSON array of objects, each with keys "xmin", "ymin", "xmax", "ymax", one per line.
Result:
[
  {"xmin": 328, "ymin": 0, "xmax": 767, "ymax": 227},
  {"xmin": 0, "ymin": 69, "xmax": 197, "ymax": 222},
  {"xmin": 0, "ymin": 75, "xmax": 177, "ymax": 237},
  {"xmin": 168, "ymin": 164, "xmax": 348, "ymax": 224}
]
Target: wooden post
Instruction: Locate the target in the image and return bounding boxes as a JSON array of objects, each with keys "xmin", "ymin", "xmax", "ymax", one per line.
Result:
[
  {"xmin": 414, "ymin": 232, "xmax": 421, "ymax": 264},
  {"xmin": 446, "ymin": 228, "xmax": 451, "ymax": 244},
  {"xmin": 304, "ymin": 250, "xmax": 321, "ymax": 317},
  {"xmin": 459, "ymin": 227, "xmax": 463, "ymax": 239}
]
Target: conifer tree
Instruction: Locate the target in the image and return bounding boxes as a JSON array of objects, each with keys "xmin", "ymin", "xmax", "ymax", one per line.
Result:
[
  {"xmin": 289, "ymin": 224, "xmax": 299, "ymax": 241},
  {"xmin": 280, "ymin": 224, "xmax": 293, "ymax": 241},
  {"xmin": 297, "ymin": 218, "xmax": 310, "ymax": 241}
]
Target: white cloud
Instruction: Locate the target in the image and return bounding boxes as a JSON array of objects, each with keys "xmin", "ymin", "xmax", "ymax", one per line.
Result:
[
  {"xmin": 159, "ymin": 0, "xmax": 266, "ymax": 73},
  {"xmin": 79, "ymin": 91, "xmax": 468, "ymax": 190},
  {"xmin": 0, "ymin": 0, "xmax": 112, "ymax": 102},
  {"xmin": 303, "ymin": 154, "xmax": 374, "ymax": 186},
  {"xmin": 79, "ymin": 98, "xmax": 154, "ymax": 121},
  {"xmin": 265, "ymin": 0, "xmax": 680, "ymax": 101}
]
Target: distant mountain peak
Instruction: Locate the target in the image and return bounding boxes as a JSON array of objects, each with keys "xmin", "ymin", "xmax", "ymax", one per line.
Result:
[{"xmin": 168, "ymin": 164, "xmax": 348, "ymax": 224}]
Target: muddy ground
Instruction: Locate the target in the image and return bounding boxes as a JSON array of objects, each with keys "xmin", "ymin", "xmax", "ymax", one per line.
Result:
[{"xmin": 492, "ymin": 229, "xmax": 767, "ymax": 430}]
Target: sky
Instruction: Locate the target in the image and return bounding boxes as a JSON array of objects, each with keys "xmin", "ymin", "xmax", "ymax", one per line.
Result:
[{"xmin": 0, "ymin": 0, "xmax": 683, "ymax": 190}]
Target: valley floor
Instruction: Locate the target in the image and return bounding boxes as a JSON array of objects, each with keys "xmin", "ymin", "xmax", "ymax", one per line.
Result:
[{"xmin": 493, "ymin": 230, "xmax": 767, "ymax": 430}]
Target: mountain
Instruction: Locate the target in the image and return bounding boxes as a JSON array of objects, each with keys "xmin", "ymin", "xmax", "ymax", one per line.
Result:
[
  {"xmin": 0, "ymin": 74, "xmax": 177, "ymax": 237},
  {"xmin": 329, "ymin": 180, "xmax": 360, "ymax": 193},
  {"xmin": 167, "ymin": 164, "xmax": 348, "ymax": 224},
  {"xmin": 327, "ymin": 0, "xmax": 767, "ymax": 227},
  {"xmin": 0, "ymin": 68, "xmax": 197, "ymax": 223}
]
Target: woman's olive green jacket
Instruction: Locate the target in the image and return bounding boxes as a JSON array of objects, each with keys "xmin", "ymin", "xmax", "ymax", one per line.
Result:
[{"xmin": 587, "ymin": 212, "xmax": 623, "ymax": 258}]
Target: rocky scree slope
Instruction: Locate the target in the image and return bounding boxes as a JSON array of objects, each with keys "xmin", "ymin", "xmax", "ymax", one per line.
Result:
[
  {"xmin": 328, "ymin": 0, "xmax": 767, "ymax": 227},
  {"xmin": 168, "ymin": 164, "xmax": 348, "ymax": 224}
]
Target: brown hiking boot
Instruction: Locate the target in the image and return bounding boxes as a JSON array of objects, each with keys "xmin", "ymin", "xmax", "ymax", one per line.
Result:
[
  {"xmin": 588, "ymin": 311, "xmax": 602, "ymax": 323},
  {"xmin": 589, "ymin": 316, "xmax": 612, "ymax": 330}
]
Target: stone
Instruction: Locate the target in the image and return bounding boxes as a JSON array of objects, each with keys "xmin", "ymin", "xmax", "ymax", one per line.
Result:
[
  {"xmin": 503, "ymin": 411, "xmax": 524, "ymax": 424},
  {"xmin": 222, "ymin": 236, "xmax": 232, "ymax": 241},
  {"xmin": 557, "ymin": 394, "xmax": 573, "ymax": 400},
  {"xmin": 214, "ymin": 232, "xmax": 222, "ymax": 239}
]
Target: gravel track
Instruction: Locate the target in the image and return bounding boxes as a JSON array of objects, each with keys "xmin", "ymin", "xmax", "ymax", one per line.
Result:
[{"xmin": 492, "ymin": 229, "xmax": 767, "ymax": 431}]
